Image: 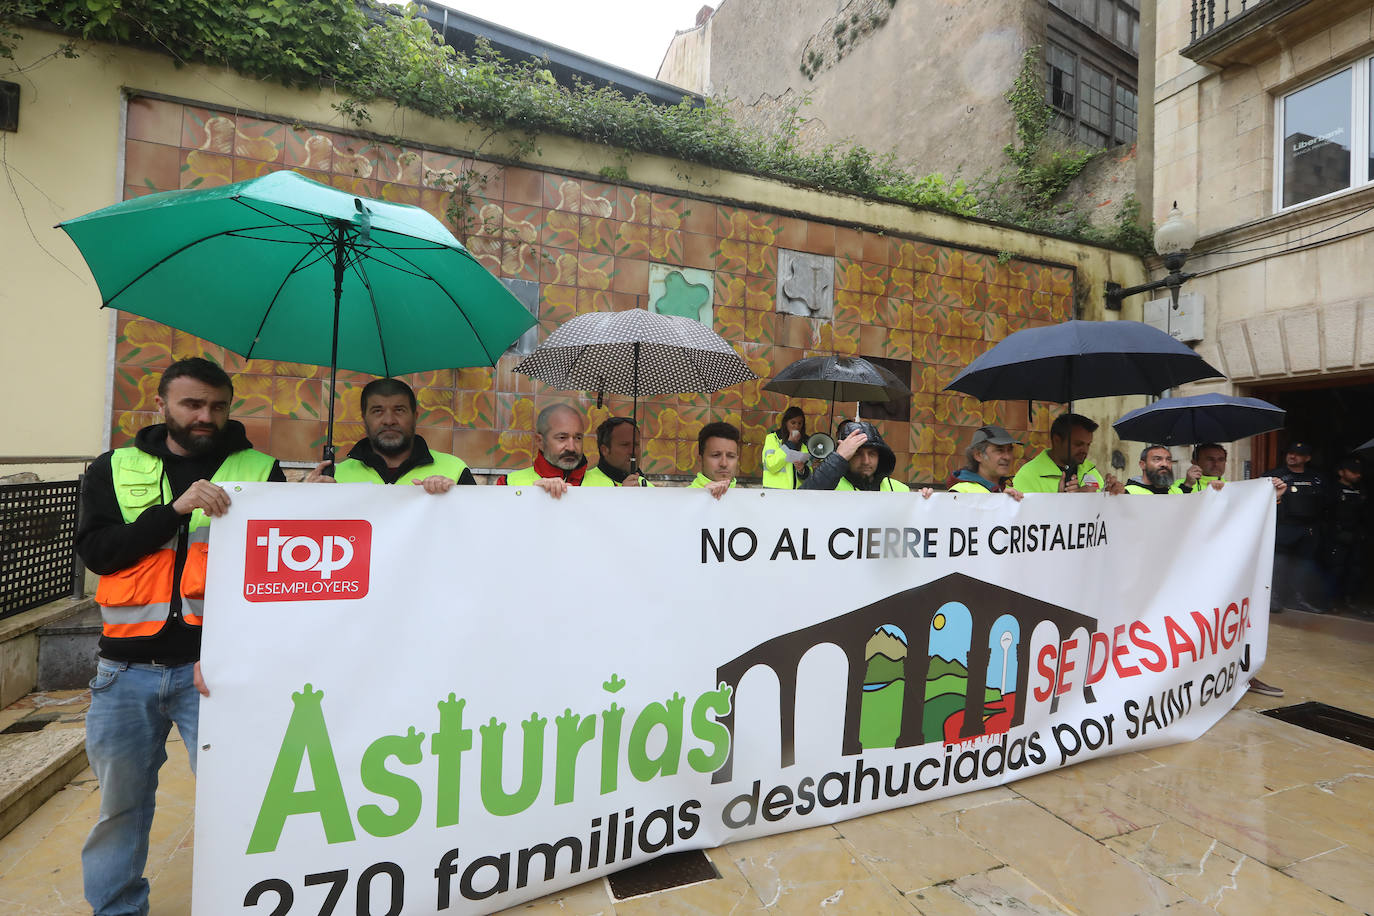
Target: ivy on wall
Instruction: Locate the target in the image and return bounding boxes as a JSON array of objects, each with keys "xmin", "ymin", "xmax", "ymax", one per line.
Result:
[{"xmin": 1, "ymin": 1, "xmax": 1149, "ymax": 254}]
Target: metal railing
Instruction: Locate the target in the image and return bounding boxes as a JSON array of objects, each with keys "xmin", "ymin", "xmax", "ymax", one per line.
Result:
[
  {"xmin": 1188, "ymin": 0, "xmax": 1272, "ymax": 44},
  {"xmin": 0, "ymin": 478, "xmax": 84, "ymax": 620}
]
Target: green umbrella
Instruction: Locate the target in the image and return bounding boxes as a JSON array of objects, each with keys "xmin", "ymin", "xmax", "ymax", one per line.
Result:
[{"xmin": 59, "ymin": 169, "xmax": 534, "ymax": 460}]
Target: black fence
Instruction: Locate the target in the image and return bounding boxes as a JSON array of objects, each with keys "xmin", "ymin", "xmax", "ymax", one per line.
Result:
[
  {"xmin": 1188, "ymin": 0, "xmax": 1272, "ymax": 44},
  {"xmin": 0, "ymin": 479, "xmax": 82, "ymax": 620}
]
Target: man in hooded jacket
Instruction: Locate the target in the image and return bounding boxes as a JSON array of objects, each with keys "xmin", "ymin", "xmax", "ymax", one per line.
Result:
[{"xmin": 803, "ymin": 420, "xmax": 912, "ymax": 492}]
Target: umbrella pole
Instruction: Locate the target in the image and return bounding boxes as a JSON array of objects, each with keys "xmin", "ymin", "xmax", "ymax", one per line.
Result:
[
  {"xmin": 631, "ymin": 341, "xmax": 640, "ymax": 476},
  {"xmin": 324, "ymin": 232, "xmax": 345, "ymax": 467}
]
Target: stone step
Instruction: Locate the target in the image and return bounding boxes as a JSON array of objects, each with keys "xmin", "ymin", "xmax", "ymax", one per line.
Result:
[{"xmin": 0, "ymin": 691, "xmax": 90, "ymax": 842}]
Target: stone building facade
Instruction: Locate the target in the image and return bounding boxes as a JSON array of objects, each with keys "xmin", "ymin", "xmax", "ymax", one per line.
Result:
[
  {"xmin": 1152, "ymin": 0, "xmax": 1374, "ymax": 474},
  {"xmin": 659, "ymin": 0, "xmax": 1142, "ymax": 182}
]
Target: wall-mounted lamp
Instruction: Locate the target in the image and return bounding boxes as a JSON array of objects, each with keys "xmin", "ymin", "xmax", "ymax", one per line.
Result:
[{"xmin": 1104, "ymin": 202, "xmax": 1198, "ymax": 312}]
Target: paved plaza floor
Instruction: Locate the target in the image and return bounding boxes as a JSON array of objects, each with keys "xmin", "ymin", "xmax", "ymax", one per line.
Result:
[{"xmin": 2, "ymin": 610, "xmax": 1372, "ymax": 915}]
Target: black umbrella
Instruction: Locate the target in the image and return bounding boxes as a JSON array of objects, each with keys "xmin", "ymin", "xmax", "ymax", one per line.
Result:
[
  {"xmin": 764, "ymin": 355, "xmax": 912, "ymax": 450},
  {"xmin": 945, "ymin": 320, "xmax": 1224, "ymax": 405},
  {"xmin": 1113, "ymin": 394, "xmax": 1286, "ymax": 445},
  {"xmin": 513, "ymin": 308, "xmax": 757, "ymax": 471},
  {"xmin": 764, "ymin": 355, "xmax": 912, "ymax": 404}
]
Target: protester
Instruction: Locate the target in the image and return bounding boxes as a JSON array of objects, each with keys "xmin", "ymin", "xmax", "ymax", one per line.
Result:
[
  {"xmin": 950, "ymin": 425, "xmax": 1024, "ymax": 499},
  {"xmin": 305, "ymin": 377, "xmax": 474, "ymax": 493},
  {"xmin": 803, "ymin": 420, "xmax": 932, "ymax": 496},
  {"xmin": 75, "ymin": 358, "xmax": 284, "ymax": 916},
  {"xmin": 1178, "ymin": 442, "xmax": 1229, "ymax": 493},
  {"xmin": 498, "ymin": 403, "xmax": 588, "ymax": 498},
  {"xmin": 1124, "ymin": 445, "xmax": 1178, "ymax": 494},
  {"xmin": 583, "ymin": 416, "xmax": 651, "ymax": 487},
  {"xmin": 761, "ymin": 406, "xmax": 811, "ymax": 489},
  {"xmin": 689, "ymin": 421, "xmax": 741, "ymax": 499},
  {"xmin": 1012, "ymin": 413, "xmax": 1122, "ymax": 494}
]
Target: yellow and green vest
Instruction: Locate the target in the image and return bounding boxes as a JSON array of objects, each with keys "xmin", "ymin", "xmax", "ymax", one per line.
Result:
[{"xmin": 334, "ymin": 450, "xmax": 469, "ymax": 485}]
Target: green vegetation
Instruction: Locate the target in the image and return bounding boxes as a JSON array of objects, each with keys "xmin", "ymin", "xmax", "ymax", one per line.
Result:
[{"xmin": 1, "ymin": 2, "xmax": 1149, "ymax": 252}]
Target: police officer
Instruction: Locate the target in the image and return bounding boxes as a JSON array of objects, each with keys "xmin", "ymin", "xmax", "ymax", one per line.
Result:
[
  {"xmin": 1267, "ymin": 442, "xmax": 1326, "ymax": 613},
  {"xmin": 1323, "ymin": 456, "xmax": 1369, "ymax": 615}
]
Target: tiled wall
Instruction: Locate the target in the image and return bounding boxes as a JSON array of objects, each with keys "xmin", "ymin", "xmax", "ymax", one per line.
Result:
[{"xmin": 112, "ymin": 96, "xmax": 1074, "ymax": 482}]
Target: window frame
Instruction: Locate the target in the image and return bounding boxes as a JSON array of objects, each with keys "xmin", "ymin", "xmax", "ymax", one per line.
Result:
[
  {"xmin": 1044, "ymin": 38, "xmax": 1138, "ymax": 149},
  {"xmin": 1273, "ymin": 56, "xmax": 1373, "ymax": 213}
]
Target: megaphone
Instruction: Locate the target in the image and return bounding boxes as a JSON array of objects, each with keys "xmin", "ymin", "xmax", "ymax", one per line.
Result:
[{"xmin": 807, "ymin": 432, "xmax": 836, "ymax": 459}]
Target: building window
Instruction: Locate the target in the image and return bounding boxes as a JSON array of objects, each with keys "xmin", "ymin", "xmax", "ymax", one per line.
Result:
[
  {"xmin": 1044, "ymin": 40, "xmax": 1138, "ymax": 149},
  {"xmin": 1276, "ymin": 61, "xmax": 1373, "ymax": 210},
  {"xmin": 1048, "ymin": 0, "xmax": 1139, "ymax": 53}
]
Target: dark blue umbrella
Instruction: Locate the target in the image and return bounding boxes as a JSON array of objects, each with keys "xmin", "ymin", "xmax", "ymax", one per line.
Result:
[
  {"xmin": 945, "ymin": 320, "xmax": 1224, "ymax": 404},
  {"xmin": 1113, "ymin": 394, "xmax": 1286, "ymax": 445}
]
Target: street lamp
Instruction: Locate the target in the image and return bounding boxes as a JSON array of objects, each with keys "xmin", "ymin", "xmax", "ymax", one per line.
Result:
[{"xmin": 1104, "ymin": 202, "xmax": 1199, "ymax": 312}]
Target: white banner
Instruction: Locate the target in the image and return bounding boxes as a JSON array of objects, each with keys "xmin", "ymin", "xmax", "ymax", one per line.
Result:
[{"xmin": 195, "ymin": 480, "xmax": 1275, "ymax": 915}]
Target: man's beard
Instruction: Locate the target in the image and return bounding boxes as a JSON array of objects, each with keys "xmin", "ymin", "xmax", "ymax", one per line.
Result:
[
  {"xmin": 551, "ymin": 449, "xmax": 582, "ymax": 470},
  {"xmin": 166, "ymin": 416, "xmax": 225, "ymax": 455},
  {"xmin": 370, "ymin": 429, "xmax": 411, "ymax": 457},
  {"xmin": 1146, "ymin": 466, "xmax": 1175, "ymax": 489}
]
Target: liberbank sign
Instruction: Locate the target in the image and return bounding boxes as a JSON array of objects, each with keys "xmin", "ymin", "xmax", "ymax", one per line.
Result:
[{"xmin": 196, "ymin": 482, "xmax": 1274, "ymax": 914}]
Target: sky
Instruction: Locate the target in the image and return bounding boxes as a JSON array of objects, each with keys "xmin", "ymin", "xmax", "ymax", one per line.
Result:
[{"xmin": 430, "ymin": 0, "xmax": 714, "ymax": 79}]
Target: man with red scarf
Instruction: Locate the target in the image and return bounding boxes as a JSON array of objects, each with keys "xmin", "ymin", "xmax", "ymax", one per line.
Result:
[{"xmin": 498, "ymin": 403, "xmax": 587, "ymax": 498}]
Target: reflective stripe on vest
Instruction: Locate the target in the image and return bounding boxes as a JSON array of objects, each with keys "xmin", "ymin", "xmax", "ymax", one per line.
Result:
[
  {"xmin": 95, "ymin": 447, "xmax": 275, "ymax": 638},
  {"xmin": 334, "ymin": 451, "xmax": 470, "ymax": 484}
]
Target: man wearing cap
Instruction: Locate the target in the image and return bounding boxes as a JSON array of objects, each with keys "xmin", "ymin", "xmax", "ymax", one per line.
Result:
[
  {"xmin": 803, "ymin": 420, "xmax": 931, "ymax": 494},
  {"xmin": 1323, "ymin": 456, "xmax": 1369, "ymax": 615},
  {"xmin": 583, "ymin": 417, "xmax": 651, "ymax": 488},
  {"xmin": 1265, "ymin": 442, "xmax": 1326, "ymax": 614},
  {"xmin": 1012, "ymin": 413, "xmax": 1121, "ymax": 494},
  {"xmin": 306, "ymin": 377, "xmax": 474, "ymax": 492},
  {"xmin": 950, "ymin": 426, "xmax": 1024, "ymax": 499}
]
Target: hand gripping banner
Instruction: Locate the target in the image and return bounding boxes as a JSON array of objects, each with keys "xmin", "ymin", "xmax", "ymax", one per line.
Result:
[{"xmin": 196, "ymin": 481, "xmax": 1275, "ymax": 915}]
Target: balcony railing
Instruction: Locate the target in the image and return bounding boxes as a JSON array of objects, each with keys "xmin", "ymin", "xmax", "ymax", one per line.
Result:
[
  {"xmin": 1189, "ymin": 0, "xmax": 1268, "ymax": 44},
  {"xmin": 1182, "ymin": 0, "xmax": 1319, "ymax": 64}
]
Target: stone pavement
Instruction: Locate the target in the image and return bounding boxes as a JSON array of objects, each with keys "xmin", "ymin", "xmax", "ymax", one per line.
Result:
[{"xmin": 2, "ymin": 611, "xmax": 1372, "ymax": 915}]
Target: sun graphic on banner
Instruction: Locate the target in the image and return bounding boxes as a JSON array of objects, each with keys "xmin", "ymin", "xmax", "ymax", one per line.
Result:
[{"xmin": 932, "ymin": 613, "xmax": 946, "ymax": 630}]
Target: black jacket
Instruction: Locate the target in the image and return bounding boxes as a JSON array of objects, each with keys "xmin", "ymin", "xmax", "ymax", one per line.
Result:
[
  {"xmin": 78, "ymin": 421, "xmax": 284, "ymax": 662},
  {"xmin": 802, "ymin": 422, "xmax": 898, "ymax": 491}
]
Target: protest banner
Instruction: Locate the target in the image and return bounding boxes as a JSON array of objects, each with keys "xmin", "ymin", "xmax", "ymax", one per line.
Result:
[{"xmin": 195, "ymin": 480, "xmax": 1275, "ymax": 915}]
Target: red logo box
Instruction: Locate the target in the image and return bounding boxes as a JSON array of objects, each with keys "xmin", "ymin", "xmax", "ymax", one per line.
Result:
[{"xmin": 244, "ymin": 520, "xmax": 371, "ymax": 602}]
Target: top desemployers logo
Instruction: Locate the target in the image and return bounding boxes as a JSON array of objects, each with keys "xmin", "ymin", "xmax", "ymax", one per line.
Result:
[{"xmin": 244, "ymin": 520, "xmax": 372, "ymax": 601}]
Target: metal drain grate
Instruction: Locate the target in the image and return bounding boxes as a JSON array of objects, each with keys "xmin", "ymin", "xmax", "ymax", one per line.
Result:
[
  {"xmin": 606, "ymin": 849, "xmax": 719, "ymax": 900},
  {"xmin": 1261, "ymin": 702, "xmax": 1374, "ymax": 751}
]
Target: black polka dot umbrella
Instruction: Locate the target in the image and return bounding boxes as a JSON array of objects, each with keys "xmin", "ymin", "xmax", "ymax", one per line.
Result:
[{"xmin": 514, "ymin": 308, "xmax": 758, "ymax": 471}]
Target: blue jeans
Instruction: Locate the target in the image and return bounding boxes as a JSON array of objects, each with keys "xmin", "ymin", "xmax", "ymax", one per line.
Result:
[{"xmin": 82, "ymin": 658, "xmax": 199, "ymax": 916}]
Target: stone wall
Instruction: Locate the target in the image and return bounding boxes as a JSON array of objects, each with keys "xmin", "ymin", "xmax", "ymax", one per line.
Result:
[{"xmin": 110, "ymin": 96, "xmax": 1078, "ymax": 484}]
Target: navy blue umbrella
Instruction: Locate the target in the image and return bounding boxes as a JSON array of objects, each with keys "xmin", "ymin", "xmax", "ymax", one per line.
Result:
[
  {"xmin": 1113, "ymin": 394, "xmax": 1286, "ymax": 445},
  {"xmin": 945, "ymin": 320, "xmax": 1224, "ymax": 404}
]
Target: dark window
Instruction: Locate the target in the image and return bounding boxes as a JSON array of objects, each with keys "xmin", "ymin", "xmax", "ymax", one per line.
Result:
[
  {"xmin": 1114, "ymin": 83, "xmax": 1138, "ymax": 145},
  {"xmin": 1044, "ymin": 40, "xmax": 1135, "ymax": 150}
]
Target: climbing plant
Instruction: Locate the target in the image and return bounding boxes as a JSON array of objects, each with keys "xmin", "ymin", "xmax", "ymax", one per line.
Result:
[{"xmin": 1, "ymin": 2, "xmax": 1147, "ymax": 252}]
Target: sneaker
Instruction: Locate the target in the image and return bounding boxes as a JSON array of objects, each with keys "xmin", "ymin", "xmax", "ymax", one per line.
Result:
[{"xmin": 1247, "ymin": 678, "xmax": 1284, "ymax": 698}]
